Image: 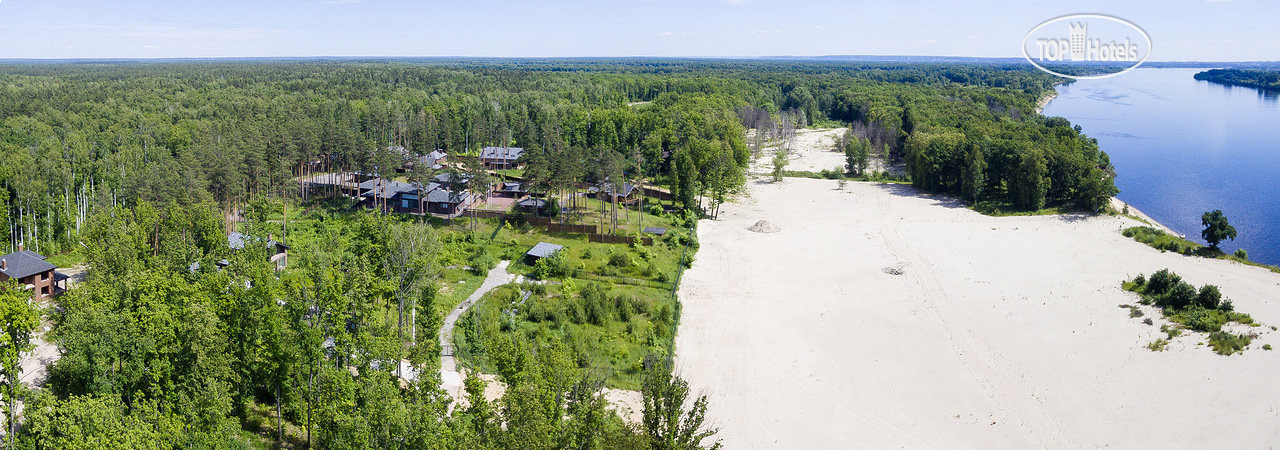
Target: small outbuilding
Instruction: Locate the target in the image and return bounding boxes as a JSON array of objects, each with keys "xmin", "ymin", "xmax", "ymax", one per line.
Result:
[
  {"xmin": 642, "ymin": 226, "xmax": 667, "ymax": 236},
  {"xmin": 524, "ymin": 242, "xmax": 564, "ymax": 265},
  {"xmin": 517, "ymin": 198, "xmax": 550, "ymax": 215}
]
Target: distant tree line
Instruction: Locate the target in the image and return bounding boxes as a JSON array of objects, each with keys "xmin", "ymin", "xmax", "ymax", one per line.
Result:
[
  {"xmin": 1195, "ymin": 68, "xmax": 1280, "ymax": 92},
  {"xmin": 0, "ymin": 59, "xmax": 1110, "ymax": 255}
]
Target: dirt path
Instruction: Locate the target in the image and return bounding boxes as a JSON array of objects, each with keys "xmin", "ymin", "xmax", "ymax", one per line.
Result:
[{"xmin": 438, "ymin": 260, "xmax": 516, "ymax": 407}]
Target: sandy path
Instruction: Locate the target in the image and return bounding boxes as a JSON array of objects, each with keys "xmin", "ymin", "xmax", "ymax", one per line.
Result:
[
  {"xmin": 675, "ymin": 177, "xmax": 1280, "ymax": 448},
  {"xmin": 439, "ymin": 260, "xmax": 515, "ymax": 406}
]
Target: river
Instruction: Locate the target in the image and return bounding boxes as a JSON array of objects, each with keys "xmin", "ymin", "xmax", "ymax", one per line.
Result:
[{"xmin": 1042, "ymin": 68, "xmax": 1280, "ymax": 264}]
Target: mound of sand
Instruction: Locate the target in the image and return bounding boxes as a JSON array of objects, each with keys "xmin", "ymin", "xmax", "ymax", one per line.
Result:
[{"xmin": 748, "ymin": 220, "xmax": 780, "ymax": 233}]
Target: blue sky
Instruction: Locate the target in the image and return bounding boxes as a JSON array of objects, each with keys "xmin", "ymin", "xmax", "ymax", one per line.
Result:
[{"xmin": 0, "ymin": 0, "xmax": 1276, "ymax": 60}]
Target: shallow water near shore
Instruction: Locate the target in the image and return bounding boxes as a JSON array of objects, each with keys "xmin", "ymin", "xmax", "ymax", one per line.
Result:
[{"xmin": 1043, "ymin": 68, "xmax": 1280, "ymax": 264}]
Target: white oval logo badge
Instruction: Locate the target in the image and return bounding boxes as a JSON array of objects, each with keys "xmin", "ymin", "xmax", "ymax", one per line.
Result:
[{"xmin": 1022, "ymin": 14, "xmax": 1152, "ymax": 80}]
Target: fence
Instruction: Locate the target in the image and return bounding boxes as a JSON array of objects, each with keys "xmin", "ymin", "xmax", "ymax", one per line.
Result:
[
  {"xmin": 545, "ymin": 223, "xmax": 598, "ymax": 234},
  {"xmin": 464, "ymin": 208, "xmax": 507, "ymax": 219},
  {"xmin": 587, "ymin": 233, "xmax": 654, "ymax": 246}
]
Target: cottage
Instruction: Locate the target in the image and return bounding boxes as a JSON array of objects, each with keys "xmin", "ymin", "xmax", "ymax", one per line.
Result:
[
  {"xmin": 360, "ymin": 179, "xmax": 424, "ymax": 213},
  {"xmin": 493, "ymin": 181, "xmax": 527, "ymax": 198},
  {"xmin": 426, "ymin": 187, "xmax": 473, "ymax": 217},
  {"xmin": 0, "ymin": 247, "xmax": 68, "ymax": 300},
  {"xmin": 433, "ymin": 172, "xmax": 472, "ymax": 187},
  {"xmin": 524, "ymin": 242, "xmax": 564, "ymax": 265},
  {"xmin": 408, "ymin": 149, "xmax": 447, "ymax": 172},
  {"xmin": 516, "ymin": 198, "xmax": 551, "ymax": 215},
  {"xmin": 480, "ymin": 146, "xmax": 525, "ymax": 170},
  {"xmin": 587, "ymin": 181, "xmax": 640, "ymax": 204}
]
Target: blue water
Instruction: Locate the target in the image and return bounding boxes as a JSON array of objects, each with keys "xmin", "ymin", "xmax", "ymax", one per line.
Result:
[{"xmin": 1042, "ymin": 68, "xmax": 1280, "ymax": 264}]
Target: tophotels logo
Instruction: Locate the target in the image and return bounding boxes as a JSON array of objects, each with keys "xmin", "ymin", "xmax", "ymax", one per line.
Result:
[{"xmin": 1022, "ymin": 14, "xmax": 1152, "ymax": 79}]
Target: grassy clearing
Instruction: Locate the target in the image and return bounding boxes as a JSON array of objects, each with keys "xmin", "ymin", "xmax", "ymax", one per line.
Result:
[
  {"xmin": 1122, "ymin": 226, "xmax": 1280, "ymax": 273},
  {"xmin": 447, "ymin": 212, "xmax": 695, "ymax": 390},
  {"xmin": 1124, "ymin": 269, "xmax": 1259, "ymax": 355}
]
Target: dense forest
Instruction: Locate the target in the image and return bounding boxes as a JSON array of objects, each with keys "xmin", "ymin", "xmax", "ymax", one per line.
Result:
[
  {"xmin": 0, "ymin": 59, "xmax": 1118, "ymax": 448},
  {"xmin": 0, "ymin": 59, "xmax": 1114, "ymax": 257},
  {"xmin": 1194, "ymin": 68, "xmax": 1280, "ymax": 92}
]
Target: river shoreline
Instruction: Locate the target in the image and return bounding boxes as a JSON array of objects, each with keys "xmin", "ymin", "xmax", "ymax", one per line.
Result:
[{"xmin": 1035, "ymin": 90, "xmax": 1058, "ymax": 114}]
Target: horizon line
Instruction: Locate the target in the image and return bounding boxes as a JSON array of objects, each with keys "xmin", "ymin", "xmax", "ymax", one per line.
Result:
[{"xmin": 0, "ymin": 55, "xmax": 1275, "ymax": 64}]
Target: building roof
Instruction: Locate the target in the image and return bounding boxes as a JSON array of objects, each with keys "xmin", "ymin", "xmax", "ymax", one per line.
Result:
[
  {"xmin": 498, "ymin": 182, "xmax": 525, "ymax": 193},
  {"xmin": 517, "ymin": 198, "xmax": 548, "ymax": 208},
  {"xmin": 426, "ymin": 188, "xmax": 471, "ymax": 204},
  {"xmin": 0, "ymin": 250, "xmax": 56, "ymax": 280},
  {"xmin": 588, "ymin": 182, "xmax": 639, "ymax": 197},
  {"xmin": 525, "ymin": 242, "xmax": 564, "ymax": 259},
  {"xmin": 642, "ymin": 227, "xmax": 668, "ymax": 235},
  {"xmin": 229, "ymin": 232, "xmax": 288, "ymax": 253},
  {"xmin": 360, "ymin": 179, "xmax": 418, "ymax": 199},
  {"xmin": 387, "ymin": 145, "xmax": 410, "ymax": 160},
  {"xmin": 433, "ymin": 172, "xmax": 471, "ymax": 186},
  {"xmin": 415, "ymin": 149, "xmax": 448, "ymax": 168},
  {"xmin": 480, "ymin": 146, "xmax": 524, "ymax": 161},
  {"xmin": 228, "ymin": 232, "xmax": 248, "ymax": 251}
]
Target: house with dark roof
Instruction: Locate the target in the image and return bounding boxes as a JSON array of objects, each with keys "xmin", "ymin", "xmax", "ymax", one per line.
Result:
[
  {"xmin": 516, "ymin": 197, "xmax": 550, "ymax": 215},
  {"xmin": 433, "ymin": 172, "xmax": 472, "ymax": 187},
  {"xmin": 359, "ymin": 179, "xmax": 425, "ymax": 213},
  {"xmin": 524, "ymin": 242, "xmax": 563, "ymax": 265},
  {"xmin": 0, "ymin": 246, "xmax": 67, "ymax": 300},
  {"xmin": 426, "ymin": 187, "xmax": 472, "ymax": 217},
  {"xmin": 587, "ymin": 181, "xmax": 641, "ymax": 204},
  {"xmin": 492, "ymin": 181, "xmax": 527, "ymax": 198},
  {"xmin": 406, "ymin": 149, "xmax": 447, "ymax": 172},
  {"xmin": 480, "ymin": 146, "xmax": 525, "ymax": 170}
]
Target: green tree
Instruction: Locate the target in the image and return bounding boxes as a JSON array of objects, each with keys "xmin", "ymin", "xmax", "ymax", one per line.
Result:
[
  {"xmin": 770, "ymin": 150, "xmax": 789, "ymax": 183},
  {"xmin": 641, "ymin": 357, "xmax": 721, "ymax": 450},
  {"xmin": 0, "ymin": 280, "xmax": 40, "ymax": 446},
  {"xmin": 1201, "ymin": 209, "xmax": 1237, "ymax": 249},
  {"xmin": 962, "ymin": 143, "xmax": 986, "ymax": 203},
  {"xmin": 843, "ymin": 131, "xmax": 870, "ymax": 177},
  {"xmin": 1009, "ymin": 150, "xmax": 1049, "ymax": 210}
]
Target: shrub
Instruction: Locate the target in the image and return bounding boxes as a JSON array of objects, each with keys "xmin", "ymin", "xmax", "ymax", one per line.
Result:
[
  {"xmin": 1265, "ymin": 344, "xmax": 1273, "ymax": 351},
  {"xmin": 1173, "ymin": 307, "xmax": 1227, "ymax": 332},
  {"xmin": 1207, "ymin": 331, "xmax": 1251, "ymax": 355},
  {"xmin": 1162, "ymin": 282, "xmax": 1198, "ymax": 309},
  {"xmin": 1147, "ymin": 339, "xmax": 1168, "ymax": 351},
  {"xmin": 1234, "ymin": 248, "xmax": 1249, "ymax": 260},
  {"xmin": 1196, "ymin": 285, "xmax": 1222, "ymax": 310},
  {"xmin": 1132, "ymin": 274, "xmax": 1146, "ymax": 288},
  {"xmin": 468, "ymin": 250, "xmax": 496, "ymax": 275},
  {"xmin": 532, "ymin": 252, "xmax": 569, "ymax": 280},
  {"xmin": 1145, "ymin": 268, "xmax": 1181, "ymax": 296},
  {"xmin": 608, "ymin": 251, "xmax": 631, "ymax": 268}
]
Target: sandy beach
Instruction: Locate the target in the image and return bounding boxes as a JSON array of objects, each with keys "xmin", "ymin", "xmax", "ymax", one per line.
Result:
[
  {"xmin": 674, "ymin": 176, "xmax": 1280, "ymax": 448},
  {"xmin": 1036, "ymin": 91, "xmax": 1058, "ymax": 114}
]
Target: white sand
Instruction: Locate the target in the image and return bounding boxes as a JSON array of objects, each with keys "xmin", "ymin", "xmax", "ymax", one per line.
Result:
[
  {"xmin": 751, "ymin": 127, "xmax": 900, "ymax": 176},
  {"xmin": 751, "ymin": 128, "xmax": 847, "ymax": 173},
  {"xmin": 675, "ymin": 177, "xmax": 1280, "ymax": 448}
]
